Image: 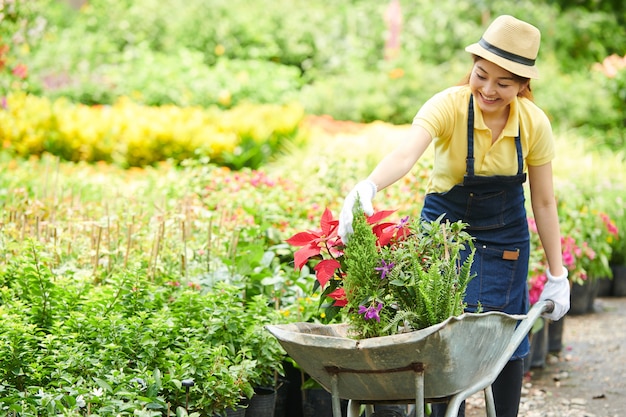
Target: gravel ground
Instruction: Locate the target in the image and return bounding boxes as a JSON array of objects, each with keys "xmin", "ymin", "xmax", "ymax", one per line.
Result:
[{"xmin": 465, "ymin": 297, "xmax": 626, "ymax": 417}]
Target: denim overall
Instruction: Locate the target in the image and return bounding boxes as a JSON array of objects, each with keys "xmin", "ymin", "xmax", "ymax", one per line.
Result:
[{"xmin": 421, "ymin": 95, "xmax": 530, "ymax": 359}]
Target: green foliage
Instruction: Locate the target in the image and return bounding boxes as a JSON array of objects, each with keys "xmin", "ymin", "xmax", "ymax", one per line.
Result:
[
  {"xmin": 0, "ymin": 243, "xmax": 286, "ymax": 415},
  {"xmin": 0, "ymin": 1, "xmax": 625, "ymax": 410},
  {"xmin": 383, "ymin": 217, "xmax": 476, "ymax": 331},
  {"xmin": 555, "ymin": 182, "xmax": 620, "ymax": 283},
  {"xmin": 535, "ymin": 63, "xmax": 620, "ymax": 131},
  {"xmin": 601, "ymin": 66, "xmax": 626, "ymax": 149},
  {"xmin": 299, "ymin": 57, "xmax": 468, "ymax": 124},
  {"xmin": 0, "ymin": 0, "xmax": 48, "ymax": 93},
  {"xmin": 342, "ymin": 207, "xmax": 477, "ymax": 339},
  {"xmin": 546, "ymin": 0, "xmax": 626, "ymax": 25},
  {"xmin": 4, "ymin": 0, "xmax": 622, "ymax": 154},
  {"xmin": 0, "ymin": 106, "xmax": 624, "ymax": 413},
  {"xmin": 343, "ymin": 209, "xmax": 386, "ymax": 338}
]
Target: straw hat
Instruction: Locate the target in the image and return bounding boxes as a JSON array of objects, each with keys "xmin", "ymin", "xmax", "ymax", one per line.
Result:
[{"xmin": 465, "ymin": 15, "xmax": 541, "ymax": 79}]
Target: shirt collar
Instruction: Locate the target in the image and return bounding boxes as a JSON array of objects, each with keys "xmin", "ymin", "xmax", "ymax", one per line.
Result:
[{"xmin": 472, "ymin": 94, "xmax": 520, "ymax": 137}]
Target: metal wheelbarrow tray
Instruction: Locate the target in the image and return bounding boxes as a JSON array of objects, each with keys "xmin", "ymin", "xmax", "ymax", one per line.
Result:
[{"xmin": 266, "ymin": 300, "xmax": 552, "ymax": 417}]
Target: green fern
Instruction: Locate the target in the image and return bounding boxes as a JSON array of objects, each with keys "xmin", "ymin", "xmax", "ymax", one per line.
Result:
[{"xmin": 341, "ymin": 208, "xmax": 477, "ymax": 338}]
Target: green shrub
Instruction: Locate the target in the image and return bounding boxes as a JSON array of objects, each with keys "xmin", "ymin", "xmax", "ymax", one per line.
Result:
[
  {"xmin": 3, "ymin": 0, "xmax": 621, "ymax": 147},
  {"xmin": 0, "ymin": 243, "xmax": 286, "ymax": 415}
]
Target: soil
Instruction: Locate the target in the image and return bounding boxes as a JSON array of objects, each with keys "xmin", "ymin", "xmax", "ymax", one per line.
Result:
[{"xmin": 465, "ymin": 296, "xmax": 626, "ymax": 417}]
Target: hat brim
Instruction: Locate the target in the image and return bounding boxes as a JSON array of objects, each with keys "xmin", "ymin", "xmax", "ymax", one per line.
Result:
[{"xmin": 465, "ymin": 43, "xmax": 539, "ymax": 79}]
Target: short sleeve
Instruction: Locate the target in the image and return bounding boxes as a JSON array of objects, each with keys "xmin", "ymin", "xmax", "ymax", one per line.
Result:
[
  {"xmin": 524, "ymin": 104, "xmax": 555, "ymax": 167},
  {"xmin": 412, "ymin": 87, "xmax": 463, "ymax": 142}
]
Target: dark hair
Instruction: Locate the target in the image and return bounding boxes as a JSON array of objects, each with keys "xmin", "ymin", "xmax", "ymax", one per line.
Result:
[{"xmin": 458, "ymin": 55, "xmax": 533, "ymax": 101}]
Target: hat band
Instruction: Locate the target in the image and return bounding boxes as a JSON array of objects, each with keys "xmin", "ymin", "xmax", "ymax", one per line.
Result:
[{"xmin": 478, "ymin": 38, "xmax": 535, "ymax": 67}]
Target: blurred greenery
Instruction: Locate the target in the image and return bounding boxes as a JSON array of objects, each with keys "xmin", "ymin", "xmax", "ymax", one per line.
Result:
[{"xmin": 1, "ymin": 0, "xmax": 625, "ymax": 153}]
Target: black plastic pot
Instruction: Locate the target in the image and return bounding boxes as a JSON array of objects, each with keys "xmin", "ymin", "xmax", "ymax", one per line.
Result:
[
  {"xmin": 612, "ymin": 264, "xmax": 626, "ymax": 296},
  {"xmin": 548, "ymin": 316, "xmax": 565, "ymax": 353},
  {"xmin": 273, "ymin": 379, "xmax": 290, "ymax": 417},
  {"xmin": 275, "ymin": 361, "xmax": 303, "ymax": 417},
  {"xmin": 302, "ymin": 388, "xmax": 348, "ymax": 417},
  {"xmin": 597, "ymin": 276, "xmax": 614, "ymax": 297},
  {"xmin": 569, "ymin": 279, "xmax": 599, "ymax": 315},
  {"xmin": 247, "ymin": 387, "xmax": 276, "ymax": 417}
]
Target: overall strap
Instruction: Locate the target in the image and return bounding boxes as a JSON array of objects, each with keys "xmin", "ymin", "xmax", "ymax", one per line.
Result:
[
  {"xmin": 514, "ymin": 131, "xmax": 523, "ymax": 175},
  {"xmin": 466, "ymin": 94, "xmax": 523, "ymax": 177},
  {"xmin": 466, "ymin": 95, "xmax": 476, "ymax": 177}
]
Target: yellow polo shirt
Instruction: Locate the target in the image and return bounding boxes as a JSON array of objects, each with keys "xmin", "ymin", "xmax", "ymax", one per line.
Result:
[{"xmin": 413, "ymin": 85, "xmax": 555, "ymax": 194}]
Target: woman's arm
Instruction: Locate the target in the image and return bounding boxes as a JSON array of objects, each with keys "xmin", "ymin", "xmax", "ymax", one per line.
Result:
[
  {"xmin": 337, "ymin": 124, "xmax": 433, "ymax": 242},
  {"xmin": 367, "ymin": 124, "xmax": 433, "ymax": 191},
  {"xmin": 528, "ymin": 162, "xmax": 564, "ymax": 276}
]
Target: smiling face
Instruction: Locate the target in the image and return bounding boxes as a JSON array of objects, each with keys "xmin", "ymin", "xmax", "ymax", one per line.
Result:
[{"xmin": 469, "ymin": 58, "xmax": 529, "ymax": 118}]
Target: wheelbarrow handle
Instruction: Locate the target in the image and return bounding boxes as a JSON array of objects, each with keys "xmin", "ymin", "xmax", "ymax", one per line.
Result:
[
  {"xmin": 442, "ymin": 299, "xmax": 556, "ymax": 417},
  {"xmin": 501, "ymin": 300, "xmax": 554, "ymax": 363}
]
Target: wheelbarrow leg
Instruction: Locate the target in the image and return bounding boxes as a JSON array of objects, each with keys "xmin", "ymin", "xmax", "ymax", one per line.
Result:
[
  {"xmin": 347, "ymin": 400, "xmax": 360, "ymax": 417},
  {"xmin": 414, "ymin": 369, "xmax": 425, "ymax": 417},
  {"xmin": 347, "ymin": 400, "xmax": 374, "ymax": 417},
  {"xmin": 484, "ymin": 385, "xmax": 496, "ymax": 417},
  {"xmin": 330, "ymin": 373, "xmax": 343, "ymax": 417},
  {"xmin": 443, "ymin": 395, "xmax": 463, "ymax": 417}
]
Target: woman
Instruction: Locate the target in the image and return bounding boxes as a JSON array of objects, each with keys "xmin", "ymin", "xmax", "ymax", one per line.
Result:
[{"xmin": 337, "ymin": 15, "xmax": 570, "ymax": 417}]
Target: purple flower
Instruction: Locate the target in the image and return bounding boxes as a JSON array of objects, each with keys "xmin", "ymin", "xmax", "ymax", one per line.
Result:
[
  {"xmin": 396, "ymin": 215, "xmax": 410, "ymax": 229},
  {"xmin": 375, "ymin": 259, "xmax": 394, "ymax": 280},
  {"xmin": 358, "ymin": 302, "xmax": 383, "ymax": 322}
]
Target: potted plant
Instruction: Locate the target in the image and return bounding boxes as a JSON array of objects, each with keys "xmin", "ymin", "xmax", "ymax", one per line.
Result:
[
  {"xmin": 286, "ymin": 205, "xmax": 476, "ymax": 339},
  {"xmin": 243, "ymin": 296, "xmax": 288, "ymax": 417},
  {"xmin": 205, "ymin": 348, "xmax": 256, "ymax": 417},
  {"xmin": 167, "ymin": 283, "xmax": 285, "ymax": 416},
  {"xmin": 284, "ymin": 207, "xmax": 476, "ymax": 415},
  {"xmin": 606, "ymin": 193, "xmax": 626, "ymax": 296},
  {"xmin": 557, "ymin": 204, "xmax": 618, "ymax": 314}
]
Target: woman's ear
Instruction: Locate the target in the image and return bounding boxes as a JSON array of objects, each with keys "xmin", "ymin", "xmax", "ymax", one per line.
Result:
[{"xmin": 519, "ymin": 80, "xmax": 530, "ymax": 95}]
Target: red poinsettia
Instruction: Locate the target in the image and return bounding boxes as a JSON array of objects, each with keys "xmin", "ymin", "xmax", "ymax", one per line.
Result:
[
  {"xmin": 285, "ymin": 208, "xmax": 342, "ymax": 285},
  {"xmin": 286, "ymin": 207, "xmax": 404, "ymax": 311}
]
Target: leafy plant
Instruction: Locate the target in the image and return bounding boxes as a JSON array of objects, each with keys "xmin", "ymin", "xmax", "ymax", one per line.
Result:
[
  {"xmin": 287, "ymin": 206, "xmax": 476, "ymax": 339},
  {"xmin": 0, "ymin": 243, "xmax": 286, "ymax": 416}
]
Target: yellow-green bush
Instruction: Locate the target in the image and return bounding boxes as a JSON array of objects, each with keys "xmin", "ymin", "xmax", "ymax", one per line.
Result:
[{"xmin": 0, "ymin": 93, "xmax": 306, "ymax": 169}]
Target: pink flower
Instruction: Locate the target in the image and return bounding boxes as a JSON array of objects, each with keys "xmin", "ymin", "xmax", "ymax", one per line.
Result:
[
  {"xmin": 600, "ymin": 213, "xmax": 619, "ymax": 236},
  {"xmin": 581, "ymin": 242, "xmax": 596, "ymax": 260},
  {"xmin": 12, "ymin": 64, "xmax": 28, "ymax": 79},
  {"xmin": 528, "ymin": 273, "xmax": 547, "ymax": 305}
]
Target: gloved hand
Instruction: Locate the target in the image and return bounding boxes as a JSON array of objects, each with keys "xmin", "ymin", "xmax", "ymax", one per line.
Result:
[
  {"xmin": 337, "ymin": 180, "xmax": 377, "ymax": 243},
  {"xmin": 539, "ymin": 266, "xmax": 570, "ymax": 321}
]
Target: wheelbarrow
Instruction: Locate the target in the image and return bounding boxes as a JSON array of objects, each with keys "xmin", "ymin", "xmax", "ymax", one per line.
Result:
[{"xmin": 266, "ymin": 300, "xmax": 553, "ymax": 417}]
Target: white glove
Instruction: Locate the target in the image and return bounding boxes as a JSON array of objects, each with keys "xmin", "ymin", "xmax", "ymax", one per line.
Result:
[
  {"xmin": 337, "ymin": 180, "xmax": 377, "ymax": 243},
  {"xmin": 539, "ymin": 266, "xmax": 570, "ymax": 321}
]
